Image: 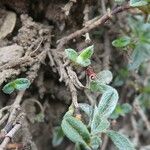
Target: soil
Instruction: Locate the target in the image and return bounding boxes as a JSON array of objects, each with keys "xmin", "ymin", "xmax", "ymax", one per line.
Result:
[{"xmin": 0, "ymin": 0, "xmax": 149, "ymax": 150}]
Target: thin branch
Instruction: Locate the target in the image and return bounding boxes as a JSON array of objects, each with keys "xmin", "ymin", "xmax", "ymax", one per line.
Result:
[
  {"xmin": 131, "ymin": 115, "xmax": 139, "ymax": 147},
  {"xmin": 57, "ymin": 4, "xmax": 131, "ymax": 49},
  {"xmin": 134, "ymin": 98, "xmax": 150, "ymax": 131},
  {"xmin": 83, "ymin": 4, "xmax": 91, "ymax": 44},
  {"xmin": 62, "ymin": 0, "xmax": 77, "ymax": 16},
  {"xmin": 0, "ymin": 113, "xmax": 25, "ymax": 150}
]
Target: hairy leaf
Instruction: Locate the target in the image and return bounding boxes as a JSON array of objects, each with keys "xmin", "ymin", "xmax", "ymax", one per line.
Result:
[
  {"xmin": 112, "ymin": 36, "xmax": 131, "ymax": 48},
  {"xmin": 96, "ymin": 70, "xmax": 113, "ymax": 84},
  {"xmin": 76, "ymin": 57, "xmax": 91, "ymax": 67},
  {"xmin": 91, "ymin": 107, "xmax": 110, "ymax": 134},
  {"xmin": 14, "ymin": 78, "xmax": 30, "ymax": 90},
  {"xmin": 61, "ymin": 116, "xmax": 90, "ymax": 147},
  {"xmin": 89, "ymin": 81, "xmax": 107, "ymax": 93},
  {"xmin": 2, "ymin": 82, "xmax": 15, "ymax": 94},
  {"xmin": 90, "ymin": 136, "xmax": 102, "ymax": 150},
  {"xmin": 98, "ymin": 89, "xmax": 119, "ymax": 118},
  {"xmin": 106, "ymin": 130, "xmax": 135, "ymax": 150},
  {"xmin": 65, "ymin": 48, "xmax": 78, "ymax": 62},
  {"xmin": 130, "ymin": 0, "xmax": 148, "ymax": 7},
  {"xmin": 79, "ymin": 103, "xmax": 93, "ymax": 118},
  {"xmin": 128, "ymin": 43, "xmax": 150, "ymax": 70},
  {"xmin": 78, "ymin": 45, "xmax": 94, "ymax": 60}
]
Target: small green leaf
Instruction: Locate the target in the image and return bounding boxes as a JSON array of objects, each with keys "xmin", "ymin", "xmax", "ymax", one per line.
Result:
[
  {"xmin": 89, "ymin": 81, "xmax": 107, "ymax": 93},
  {"xmin": 52, "ymin": 126, "xmax": 65, "ymax": 147},
  {"xmin": 96, "ymin": 70, "xmax": 113, "ymax": 84},
  {"xmin": 98, "ymin": 88, "xmax": 119, "ymax": 118},
  {"xmin": 61, "ymin": 116, "xmax": 91, "ymax": 147},
  {"xmin": 110, "ymin": 103, "xmax": 132, "ymax": 119},
  {"xmin": 90, "ymin": 136, "xmax": 102, "ymax": 150},
  {"xmin": 91, "ymin": 109, "xmax": 110, "ymax": 134},
  {"xmin": 75, "ymin": 45, "xmax": 94, "ymax": 67},
  {"xmin": 130, "ymin": 0, "xmax": 148, "ymax": 7},
  {"xmin": 115, "ymin": 104, "xmax": 124, "ymax": 114},
  {"xmin": 78, "ymin": 45, "xmax": 94, "ymax": 60},
  {"xmin": 128, "ymin": 43, "xmax": 150, "ymax": 70},
  {"xmin": 2, "ymin": 82, "xmax": 15, "ymax": 94},
  {"xmin": 76, "ymin": 57, "xmax": 91, "ymax": 67},
  {"xmin": 112, "ymin": 36, "xmax": 131, "ymax": 48},
  {"xmin": 65, "ymin": 48, "xmax": 78, "ymax": 62},
  {"xmin": 122, "ymin": 103, "xmax": 132, "ymax": 114},
  {"xmin": 109, "ymin": 111, "xmax": 119, "ymax": 119},
  {"xmin": 106, "ymin": 130, "xmax": 135, "ymax": 150},
  {"xmin": 79, "ymin": 103, "xmax": 93, "ymax": 118},
  {"xmin": 2, "ymin": 78, "xmax": 30, "ymax": 94},
  {"xmin": 14, "ymin": 78, "xmax": 30, "ymax": 90}
]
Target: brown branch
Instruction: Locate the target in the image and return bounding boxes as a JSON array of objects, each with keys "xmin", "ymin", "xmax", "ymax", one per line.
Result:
[
  {"xmin": 62, "ymin": 0, "xmax": 77, "ymax": 16},
  {"xmin": 57, "ymin": 4, "xmax": 131, "ymax": 49},
  {"xmin": 134, "ymin": 98, "xmax": 150, "ymax": 131},
  {"xmin": 83, "ymin": 4, "xmax": 91, "ymax": 44},
  {"xmin": 0, "ymin": 113, "xmax": 25, "ymax": 150}
]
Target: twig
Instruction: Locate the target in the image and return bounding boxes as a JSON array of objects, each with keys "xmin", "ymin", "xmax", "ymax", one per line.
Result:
[
  {"xmin": 83, "ymin": 4, "xmax": 91, "ymax": 44},
  {"xmin": 66, "ymin": 66, "xmax": 84, "ymax": 89},
  {"xmin": 131, "ymin": 115, "xmax": 139, "ymax": 147},
  {"xmin": 68, "ymin": 81, "xmax": 78, "ymax": 109},
  {"xmin": 100, "ymin": 135, "xmax": 109, "ymax": 150},
  {"xmin": 134, "ymin": 98, "xmax": 150, "ymax": 131},
  {"xmin": 0, "ymin": 113, "xmax": 9, "ymax": 126},
  {"xmin": 101, "ymin": 0, "xmax": 107, "ymax": 14},
  {"xmin": 0, "ymin": 106, "xmax": 11, "ymax": 119},
  {"xmin": 57, "ymin": 4, "xmax": 131, "ymax": 49},
  {"xmin": 0, "ymin": 113, "xmax": 25, "ymax": 150},
  {"xmin": 48, "ymin": 51, "xmax": 55, "ymax": 67},
  {"xmin": 84, "ymin": 90, "xmax": 95, "ymax": 106},
  {"xmin": 62, "ymin": 0, "xmax": 77, "ymax": 16}
]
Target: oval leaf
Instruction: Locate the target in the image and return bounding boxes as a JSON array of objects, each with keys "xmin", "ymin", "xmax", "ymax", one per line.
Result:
[
  {"xmin": 106, "ymin": 130, "xmax": 135, "ymax": 150},
  {"xmin": 61, "ymin": 116, "xmax": 91, "ymax": 147},
  {"xmin": 76, "ymin": 57, "xmax": 91, "ymax": 67},
  {"xmin": 89, "ymin": 81, "xmax": 107, "ymax": 93},
  {"xmin": 98, "ymin": 88, "xmax": 119, "ymax": 118},
  {"xmin": 91, "ymin": 117, "xmax": 110, "ymax": 134},
  {"xmin": 96, "ymin": 70, "xmax": 113, "ymax": 84},
  {"xmin": 65, "ymin": 48, "xmax": 78, "ymax": 62},
  {"xmin": 79, "ymin": 103, "xmax": 93, "ymax": 118},
  {"xmin": 128, "ymin": 43, "xmax": 150, "ymax": 70},
  {"xmin": 91, "ymin": 136, "xmax": 102, "ymax": 150},
  {"xmin": 78, "ymin": 45, "xmax": 94, "ymax": 60},
  {"xmin": 2, "ymin": 82, "xmax": 15, "ymax": 94},
  {"xmin": 122, "ymin": 103, "xmax": 132, "ymax": 114},
  {"xmin": 112, "ymin": 37, "xmax": 131, "ymax": 48},
  {"xmin": 14, "ymin": 78, "xmax": 30, "ymax": 91}
]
